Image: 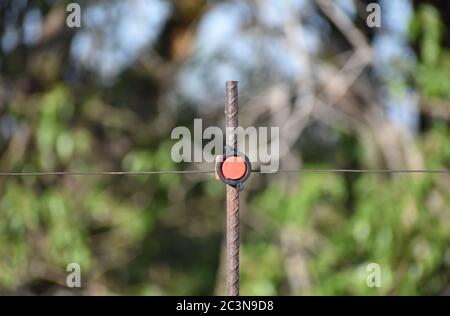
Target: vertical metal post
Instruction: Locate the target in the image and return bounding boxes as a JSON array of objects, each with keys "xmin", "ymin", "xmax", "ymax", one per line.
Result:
[{"xmin": 225, "ymin": 80, "xmax": 239, "ymax": 296}]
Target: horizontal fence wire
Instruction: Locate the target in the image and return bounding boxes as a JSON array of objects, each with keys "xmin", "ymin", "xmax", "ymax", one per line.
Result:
[
  {"xmin": 0, "ymin": 170, "xmax": 215, "ymax": 176},
  {"xmin": 252, "ymin": 169, "xmax": 450, "ymax": 174},
  {"xmin": 0, "ymin": 169, "xmax": 449, "ymax": 176}
]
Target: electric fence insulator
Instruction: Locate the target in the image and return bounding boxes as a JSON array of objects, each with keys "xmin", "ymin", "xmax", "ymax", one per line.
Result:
[{"xmin": 215, "ymin": 151, "xmax": 252, "ymax": 191}]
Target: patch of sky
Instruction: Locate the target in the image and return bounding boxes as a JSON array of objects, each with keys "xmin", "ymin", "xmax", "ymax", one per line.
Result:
[
  {"xmin": 23, "ymin": 8, "xmax": 42, "ymax": 46},
  {"xmin": 1, "ymin": 26, "xmax": 19, "ymax": 53},
  {"xmin": 178, "ymin": 0, "xmax": 318, "ymax": 106},
  {"xmin": 376, "ymin": 0, "xmax": 418, "ymax": 132},
  {"xmin": 70, "ymin": 0, "xmax": 171, "ymax": 83},
  {"xmin": 336, "ymin": 0, "xmax": 356, "ymax": 18}
]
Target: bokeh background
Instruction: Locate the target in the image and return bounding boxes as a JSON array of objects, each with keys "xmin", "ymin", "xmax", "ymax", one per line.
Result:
[{"xmin": 1, "ymin": 0, "xmax": 450, "ymax": 295}]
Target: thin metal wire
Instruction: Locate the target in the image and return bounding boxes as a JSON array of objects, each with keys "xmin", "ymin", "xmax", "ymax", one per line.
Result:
[
  {"xmin": 252, "ymin": 169, "xmax": 450, "ymax": 174},
  {"xmin": 0, "ymin": 170, "xmax": 215, "ymax": 176},
  {"xmin": 0, "ymin": 169, "xmax": 448, "ymax": 176}
]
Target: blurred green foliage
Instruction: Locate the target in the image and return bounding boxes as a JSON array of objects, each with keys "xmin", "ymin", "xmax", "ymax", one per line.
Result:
[
  {"xmin": 0, "ymin": 0, "xmax": 450, "ymax": 295},
  {"xmin": 242, "ymin": 4, "xmax": 450, "ymax": 295},
  {"xmin": 411, "ymin": 5, "xmax": 450, "ymax": 99}
]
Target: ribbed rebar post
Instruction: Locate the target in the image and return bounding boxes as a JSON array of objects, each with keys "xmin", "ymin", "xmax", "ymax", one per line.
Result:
[{"xmin": 225, "ymin": 80, "xmax": 239, "ymax": 296}]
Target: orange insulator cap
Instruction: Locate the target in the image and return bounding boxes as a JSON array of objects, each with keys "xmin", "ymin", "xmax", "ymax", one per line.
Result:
[{"xmin": 221, "ymin": 156, "xmax": 247, "ymax": 180}]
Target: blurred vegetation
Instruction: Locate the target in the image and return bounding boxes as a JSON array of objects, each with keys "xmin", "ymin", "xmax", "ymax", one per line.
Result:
[{"xmin": 0, "ymin": 0, "xmax": 449, "ymax": 295}]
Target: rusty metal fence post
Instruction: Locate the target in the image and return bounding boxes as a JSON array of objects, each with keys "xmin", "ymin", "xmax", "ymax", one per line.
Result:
[{"xmin": 225, "ymin": 81, "xmax": 240, "ymax": 296}]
